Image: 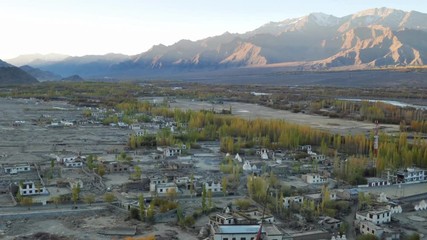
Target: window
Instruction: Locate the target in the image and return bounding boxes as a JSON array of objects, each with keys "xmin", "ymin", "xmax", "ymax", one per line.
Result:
[
  {"xmin": 240, "ymin": 238, "xmax": 246, "ymax": 240},
  {"xmin": 223, "ymin": 238, "xmax": 228, "ymax": 240},
  {"xmin": 232, "ymin": 238, "xmax": 236, "ymax": 240}
]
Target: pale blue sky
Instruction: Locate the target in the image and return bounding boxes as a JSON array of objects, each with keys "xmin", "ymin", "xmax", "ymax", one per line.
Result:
[{"xmin": 1, "ymin": 0, "xmax": 426, "ymax": 59}]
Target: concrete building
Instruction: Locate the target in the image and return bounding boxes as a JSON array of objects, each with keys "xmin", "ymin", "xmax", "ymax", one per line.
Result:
[
  {"xmin": 302, "ymin": 173, "xmax": 327, "ymax": 184},
  {"xmin": 318, "ymin": 216, "xmax": 342, "ymax": 232},
  {"xmin": 149, "ymin": 176, "xmax": 169, "ymax": 192},
  {"xmin": 357, "ymin": 220, "xmax": 400, "ymax": 240},
  {"xmin": 396, "ymin": 167, "xmax": 427, "ymax": 183},
  {"xmin": 106, "ymin": 162, "xmax": 129, "ymax": 173},
  {"xmin": 19, "ymin": 181, "xmax": 49, "ymax": 196},
  {"xmin": 64, "ymin": 161, "xmax": 83, "ymax": 168},
  {"xmin": 3, "ymin": 164, "xmax": 31, "ymax": 174},
  {"xmin": 356, "ymin": 208, "xmax": 391, "ymax": 225},
  {"xmin": 310, "ymin": 154, "xmax": 326, "ymax": 162},
  {"xmin": 163, "ymin": 147, "xmax": 182, "ymax": 157},
  {"xmin": 282, "ymin": 196, "xmax": 304, "ymax": 208},
  {"xmin": 211, "ymin": 224, "xmax": 290, "ymax": 240},
  {"xmin": 205, "ymin": 181, "xmax": 222, "ymax": 193},
  {"xmin": 155, "ymin": 182, "xmax": 178, "ymax": 194}
]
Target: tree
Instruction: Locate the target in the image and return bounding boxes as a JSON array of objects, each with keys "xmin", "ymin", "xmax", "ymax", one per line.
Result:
[
  {"xmin": 221, "ymin": 177, "xmax": 228, "ymax": 196},
  {"xmin": 50, "ymin": 159, "xmax": 55, "ymax": 179},
  {"xmin": 405, "ymin": 233, "xmax": 420, "ymax": 240},
  {"xmin": 51, "ymin": 195, "xmax": 61, "ymax": 208},
  {"xmin": 104, "ymin": 192, "xmax": 116, "ymax": 204},
  {"xmin": 138, "ymin": 194, "xmax": 145, "ymax": 221},
  {"xmin": 201, "ymin": 185, "xmax": 207, "ymax": 212},
  {"xmin": 189, "ymin": 174, "xmax": 195, "ymax": 197},
  {"xmin": 21, "ymin": 197, "xmax": 33, "ymax": 210},
  {"xmin": 97, "ymin": 164, "xmax": 106, "ymax": 177},
  {"xmin": 177, "ymin": 204, "xmax": 184, "ymax": 226},
  {"xmin": 131, "ymin": 166, "xmax": 142, "ymax": 180},
  {"xmin": 84, "ymin": 194, "xmax": 95, "ymax": 206},
  {"xmin": 207, "ymin": 189, "xmax": 213, "ymax": 209},
  {"xmin": 71, "ymin": 183, "xmax": 81, "ymax": 206},
  {"xmin": 356, "ymin": 234, "xmax": 379, "ymax": 240},
  {"xmin": 147, "ymin": 201, "xmax": 155, "ymax": 223},
  {"xmin": 235, "ymin": 198, "xmax": 251, "ymax": 210},
  {"xmin": 166, "ymin": 188, "xmax": 177, "ymax": 201}
]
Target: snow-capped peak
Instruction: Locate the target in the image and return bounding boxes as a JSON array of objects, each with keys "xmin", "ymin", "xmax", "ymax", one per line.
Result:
[{"xmin": 308, "ymin": 12, "xmax": 339, "ymax": 26}]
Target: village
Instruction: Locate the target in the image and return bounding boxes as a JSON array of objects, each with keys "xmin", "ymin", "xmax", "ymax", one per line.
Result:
[{"xmin": 0, "ymin": 97, "xmax": 426, "ymax": 240}]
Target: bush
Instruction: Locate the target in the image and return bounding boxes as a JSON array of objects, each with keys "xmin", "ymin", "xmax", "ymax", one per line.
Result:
[{"xmin": 130, "ymin": 208, "xmax": 141, "ymax": 220}]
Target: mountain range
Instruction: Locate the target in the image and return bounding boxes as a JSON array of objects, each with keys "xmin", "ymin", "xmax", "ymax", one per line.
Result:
[
  {"xmin": 5, "ymin": 7, "xmax": 427, "ymax": 80},
  {"xmin": 0, "ymin": 60, "xmax": 38, "ymax": 84}
]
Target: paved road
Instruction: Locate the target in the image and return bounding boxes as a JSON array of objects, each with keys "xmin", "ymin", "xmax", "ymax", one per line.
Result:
[{"xmin": 0, "ymin": 203, "xmax": 108, "ymax": 220}]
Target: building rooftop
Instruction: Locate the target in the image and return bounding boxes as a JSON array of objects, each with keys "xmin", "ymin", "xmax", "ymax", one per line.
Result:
[{"xmin": 217, "ymin": 225, "xmax": 264, "ymax": 234}]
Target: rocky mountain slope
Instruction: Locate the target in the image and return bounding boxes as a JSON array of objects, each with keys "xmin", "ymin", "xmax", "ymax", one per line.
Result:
[
  {"xmin": 11, "ymin": 7, "xmax": 427, "ymax": 78},
  {"xmin": 0, "ymin": 60, "xmax": 38, "ymax": 85}
]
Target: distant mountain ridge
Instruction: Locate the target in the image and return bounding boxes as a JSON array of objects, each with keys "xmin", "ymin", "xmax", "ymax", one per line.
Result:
[
  {"xmin": 20, "ymin": 65, "xmax": 62, "ymax": 81},
  {"xmin": 0, "ymin": 60, "xmax": 38, "ymax": 85},
  {"xmin": 8, "ymin": 7, "xmax": 427, "ymax": 78}
]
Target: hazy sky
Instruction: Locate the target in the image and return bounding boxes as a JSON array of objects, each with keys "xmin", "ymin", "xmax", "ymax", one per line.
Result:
[{"xmin": 1, "ymin": 0, "xmax": 426, "ymax": 59}]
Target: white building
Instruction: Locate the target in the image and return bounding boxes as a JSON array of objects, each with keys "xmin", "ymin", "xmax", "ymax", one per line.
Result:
[
  {"xmin": 260, "ymin": 148, "xmax": 269, "ymax": 160},
  {"xmin": 310, "ymin": 154, "xmax": 326, "ymax": 162},
  {"xmin": 155, "ymin": 182, "xmax": 178, "ymax": 194},
  {"xmin": 211, "ymin": 224, "xmax": 288, "ymax": 240},
  {"xmin": 283, "ymin": 196, "xmax": 304, "ymax": 208},
  {"xmin": 65, "ymin": 161, "xmax": 83, "ymax": 168},
  {"xmin": 212, "ymin": 225, "xmax": 265, "ymax": 240},
  {"xmin": 209, "ymin": 213, "xmax": 236, "ymax": 225},
  {"xmin": 163, "ymin": 147, "xmax": 181, "ymax": 157},
  {"xmin": 149, "ymin": 176, "xmax": 169, "ymax": 192},
  {"xmin": 205, "ymin": 181, "xmax": 222, "ymax": 193},
  {"xmin": 243, "ymin": 161, "xmax": 252, "ymax": 172},
  {"xmin": 397, "ymin": 167, "xmax": 427, "ymax": 183},
  {"xmin": 128, "ymin": 123, "xmax": 140, "ymax": 129},
  {"xmin": 134, "ymin": 130, "xmax": 144, "ymax": 137},
  {"xmin": 4, "ymin": 164, "xmax": 31, "ymax": 174},
  {"xmin": 356, "ymin": 209, "xmax": 391, "ymax": 225},
  {"xmin": 235, "ymin": 153, "xmax": 242, "ymax": 162},
  {"xmin": 302, "ymin": 174, "xmax": 327, "ymax": 184},
  {"xmin": 19, "ymin": 181, "xmax": 49, "ymax": 196}
]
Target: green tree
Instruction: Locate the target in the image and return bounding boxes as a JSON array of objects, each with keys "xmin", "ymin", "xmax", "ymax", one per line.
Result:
[
  {"xmin": 138, "ymin": 194, "xmax": 145, "ymax": 221},
  {"xmin": 235, "ymin": 198, "xmax": 251, "ymax": 210},
  {"xmin": 131, "ymin": 166, "xmax": 142, "ymax": 180},
  {"xmin": 147, "ymin": 201, "xmax": 155, "ymax": 223},
  {"xmin": 177, "ymin": 204, "xmax": 184, "ymax": 226},
  {"xmin": 166, "ymin": 188, "xmax": 177, "ymax": 201},
  {"xmin": 356, "ymin": 234, "xmax": 379, "ymax": 240},
  {"xmin": 221, "ymin": 177, "xmax": 228, "ymax": 196},
  {"xmin": 71, "ymin": 183, "xmax": 81, "ymax": 206},
  {"xmin": 202, "ymin": 185, "xmax": 207, "ymax": 212},
  {"xmin": 84, "ymin": 194, "xmax": 95, "ymax": 206},
  {"xmin": 51, "ymin": 195, "xmax": 61, "ymax": 208},
  {"xmin": 97, "ymin": 164, "xmax": 106, "ymax": 177},
  {"xmin": 405, "ymin": 233, "xmax": 420, "ymax": 240},
  {"xmin": 21, "ymin": 197, "xmax": 33, "ymax": 210},
  {"xmin": 189, "ymin": 174, "xmax": 195, "ymax": 197},
  {"xmin": 207, "ymin": 189, "xmax": 213, "ymax": 209},
  {"xmin": 104, "ymin": 192, "xmax": 116, "ymax": 204}
]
